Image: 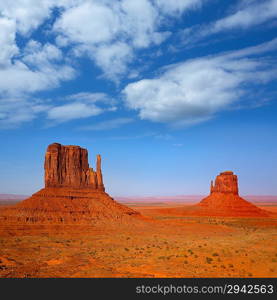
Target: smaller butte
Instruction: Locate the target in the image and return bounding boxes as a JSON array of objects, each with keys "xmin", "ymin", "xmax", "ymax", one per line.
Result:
[{"xmin": 198, "ymin": 171, "xmax": 269, "ymax": 217}]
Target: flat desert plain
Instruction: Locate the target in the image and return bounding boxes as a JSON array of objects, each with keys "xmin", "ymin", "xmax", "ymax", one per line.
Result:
[{"xmin": 0, "ymin": 200, "xmax": 276, "ymax": 278}]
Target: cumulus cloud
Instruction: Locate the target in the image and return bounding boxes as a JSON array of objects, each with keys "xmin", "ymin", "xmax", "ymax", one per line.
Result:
[
  {"xmin": 123, "ymin": 39, "xmax": 277, "ymax": 127},
  {"xmin": 0, "ymin": 0, "xmax": 207, "ymax": 90},
  {"xmin": 53, "ymin": 0, "xmax": 159, "ymax": 79},
  {"xmin": 0, "ymin": 42, "xmax": 75, "ymax": 96},
  {"xmin": 0, "ymin": 0, "xmax": 80, "ymax": 35},
  {"xmin": 0, "ymin": 20, "xmax": 75, "ymax": 127},
  {"xmin": 0, "ymin": 2, "xmax": 77, "ymax": 121},
  {"xmin": 23, "ymin": 41, "xmax": 63, "ymax": 67},
  {"xmin": 53, "ymin": 0, "xmax": 204, "ymax": 79},
  {"xmin": 79, "ymin": 117, "xmax": 134, "ymax": 131},
  {"xmin": 0, "ymin": 17, "xmax": 18, "ymax": 66},
  {"xmin": 54, "ymin": 1, "xmax": 120, "ymax": 45},
  {"xmin": 1, "ymin": 0, "xmax": 275, "ymax": 129},
  {"xmin": 0, "ymin": 0, "xmax": 207, "ymax": 103},
  {"xmin": 0, "ymin": 0, "xmax": 54, "ymax": 35},
  {"xmin": 92, "ymin": 42, "xmax": 134, "ymax": 80},
  {"xmin": 0, "ymin": 0, "xmax": 208, "ymax": 128},
  {"xmin": 0, "ymin": 1, "xmax": 76, "ymax": 98}
]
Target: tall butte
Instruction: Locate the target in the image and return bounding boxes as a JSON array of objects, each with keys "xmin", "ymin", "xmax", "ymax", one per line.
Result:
[
  {"xmin": 198, "ymin": 171, "xmax": 268, "ymax": 217},
  {"xmin": 44, "ymin": 143, "xmax": 105, "ymax": 191},
  {"xmin": 0, "ymin": 143, "xmax": 139, "ymax": 224}
]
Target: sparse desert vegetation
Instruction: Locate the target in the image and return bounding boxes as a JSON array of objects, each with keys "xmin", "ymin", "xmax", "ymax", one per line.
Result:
[{"xmin": 0, "ymin": 201, "xmax": 276, "ymax": 278}]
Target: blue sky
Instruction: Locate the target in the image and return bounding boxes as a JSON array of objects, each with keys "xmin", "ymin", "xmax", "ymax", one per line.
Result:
[{"xmin": 0, "ymin": 0, "xmax": 276, "ymax": 196}]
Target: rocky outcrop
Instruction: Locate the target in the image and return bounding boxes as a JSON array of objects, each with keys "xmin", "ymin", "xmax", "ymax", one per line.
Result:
[
  {"xmin": 198, "ymin": 171, "xmax": 268, "ymax": 217},
  {"xmin": 210, "ymin": 171, "xmax": 238, "ymax": 195},
  {"xmin": 44, "ymin": 143, "xmax": 105, "ymax": 191}
]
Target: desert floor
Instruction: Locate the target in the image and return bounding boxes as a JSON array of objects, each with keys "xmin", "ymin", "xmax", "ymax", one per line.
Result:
[{"xmin": 0, "ymin": 202, "xmax": 276, "ymax": 278}]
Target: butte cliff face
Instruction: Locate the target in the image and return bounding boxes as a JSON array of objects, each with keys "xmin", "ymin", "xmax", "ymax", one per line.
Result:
[
  {"xmin": 198, "ymin": 171, "xmax": 268, "ymax": 217},
  {"xmin": 0, "ymin": 143, "xmax": 139, "ymax": 225},
  {"xmin": 44, "ymin": 143, "xmax": 105, "ymax": 191},
  {"xmin": 210, "ymin": 171, "xmax": 238, "ymax": 195}
]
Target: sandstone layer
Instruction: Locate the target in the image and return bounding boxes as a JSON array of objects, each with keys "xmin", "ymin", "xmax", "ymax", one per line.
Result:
[{"xmin": 198, "ymin": 171, "xmax": 268, "ymax": 217}]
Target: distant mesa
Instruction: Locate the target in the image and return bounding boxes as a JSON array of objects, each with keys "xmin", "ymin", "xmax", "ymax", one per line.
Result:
[
  {"xmin": 198, "ymin": 171, "xmax": 269, "ymax": 217},
  {"xmin": 0, "ymin": 143, "xmax": 139, "ymax": 225}
]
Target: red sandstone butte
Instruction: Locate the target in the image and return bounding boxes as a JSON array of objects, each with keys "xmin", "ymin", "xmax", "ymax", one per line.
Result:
[
  {"xmin": 198, "ymin": 171, "xmax": 268, "ymax": 217},
  {"xmin": 45, "ymin": 143, "xmax": 105, "ymax": 191},
  {"xmin": 0, "ymin": 143, "xmax": 139, "ymax": 225}
]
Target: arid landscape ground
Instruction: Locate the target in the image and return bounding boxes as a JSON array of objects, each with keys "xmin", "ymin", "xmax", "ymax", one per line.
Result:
[{"xmin": 0, "ymin": 199, "xmax": 276, "ymax": 278}]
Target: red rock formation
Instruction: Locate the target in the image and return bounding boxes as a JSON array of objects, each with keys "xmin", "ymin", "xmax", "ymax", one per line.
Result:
[
  {"xmin": 0, "ymin": 143, "xmax": 139, "ymax": 225},
  {"xmin": 210, "ymin": 171, "xmax": 238, "ymax": 195},
  {"xmin": 198, "ymin": 171, "xmax": 268, "ymax": 217},
  {"xmin": 96, "ymin": 154, "xmax": 105, "ymax": 192},
  {"xmin": 45, "ymin": 143, "xmax": 105, "ymax": 191},
  {"xmin": 88, "ymin": 168, "xmax": 98, "ymax": 189}
]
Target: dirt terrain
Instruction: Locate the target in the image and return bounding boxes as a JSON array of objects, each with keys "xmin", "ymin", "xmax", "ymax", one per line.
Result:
[{"xmin": 0, "ymin": 201, "xmax": 276, "ymax": 278}]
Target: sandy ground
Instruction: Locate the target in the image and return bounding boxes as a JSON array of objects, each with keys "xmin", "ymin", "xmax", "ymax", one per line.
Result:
[{"xmin": 0, "ymin": 202, "xmax": 276, "ymax": 278}]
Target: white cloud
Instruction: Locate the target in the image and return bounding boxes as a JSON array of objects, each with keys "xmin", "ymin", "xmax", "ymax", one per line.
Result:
[
  {"xmin": 183, "ymin": 0, "xmax": 277, "ymax": 44},
  {"xmin": 53, "ymin": 0, "xmax": 161, "ymax": 78},
  {"xmin": 0, "ymin": 0, "xmax": 79, "ymax": 35},
  {"xmin": 0, "ymin": 1, "xmax": 79, "ymax": 97},
  {"xmin": 0, "ymin": 91, "xmax": 116, "ymax": 128},
  {"xmin": 0, "ymin": 0, "xmax": 208, "ymax": 128},
  {"xmin": 119, "ymin": 0, "xmax": 159, "ymax": 48},
  {"xmin": 212, "ymin": 0, "xmax": 277, "ymax": 32},
  {"xmin": 0, "ymin": 0, "xmax": 53, "ymax": 35},
  {"xmin": 123, "ymin": 39, "xmax": 277, "ymax": 126},
  {"xmin": 79, "ymin": 117, "xmax": 134, "ymax": 131},
  {"xmin": 23, "ymin": 41, "xmax": 63, "ymax": 68},
  {"xmin": 54, "ymin": 0, "xmax": 167, "ymax": 48},
  {"xmin": 53, "ymin": 0, "xmax": 206, "ymax": 79},
  {"xmin": 47, "ymin": 102, "xmax": 103, "ymax": 123},
  {"xmin": 0, "ymin": 0, "xmax": 207, "ymax": 91},
  {"xmin": 54, "ymin": 1, "xmax": 120, "ymax": 45},
  {"xmin": 0, "ymin": 97, "xmax": 50, "ymax": 129},
  {"xmin": 0, "ymin": 17, "xmax": 18, "ymax": 66},
  {"xmin": 0, "ymin": 2, "xmax": 77, "ymax": 102},
  {"xmin": 154, "ymin": 0, "xmax": 205, "ymax": 15},
  {"xmin": 66, "ymin": 92, "xmax": 111, "ymax": 103},
  {"xmin": 2, "ymin": 0, "xmax": 275, "ymax": 130},
  {"xmin": 45, "ymin": 92, "xmax": 117, "ymax": 125},
  {"xmin": 0, "ymin": 47, "xmax": 75, "ymax": 96},
  {"xmin": 92, "ymin": 42, "xmax": 133, "ymax": 80}
]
